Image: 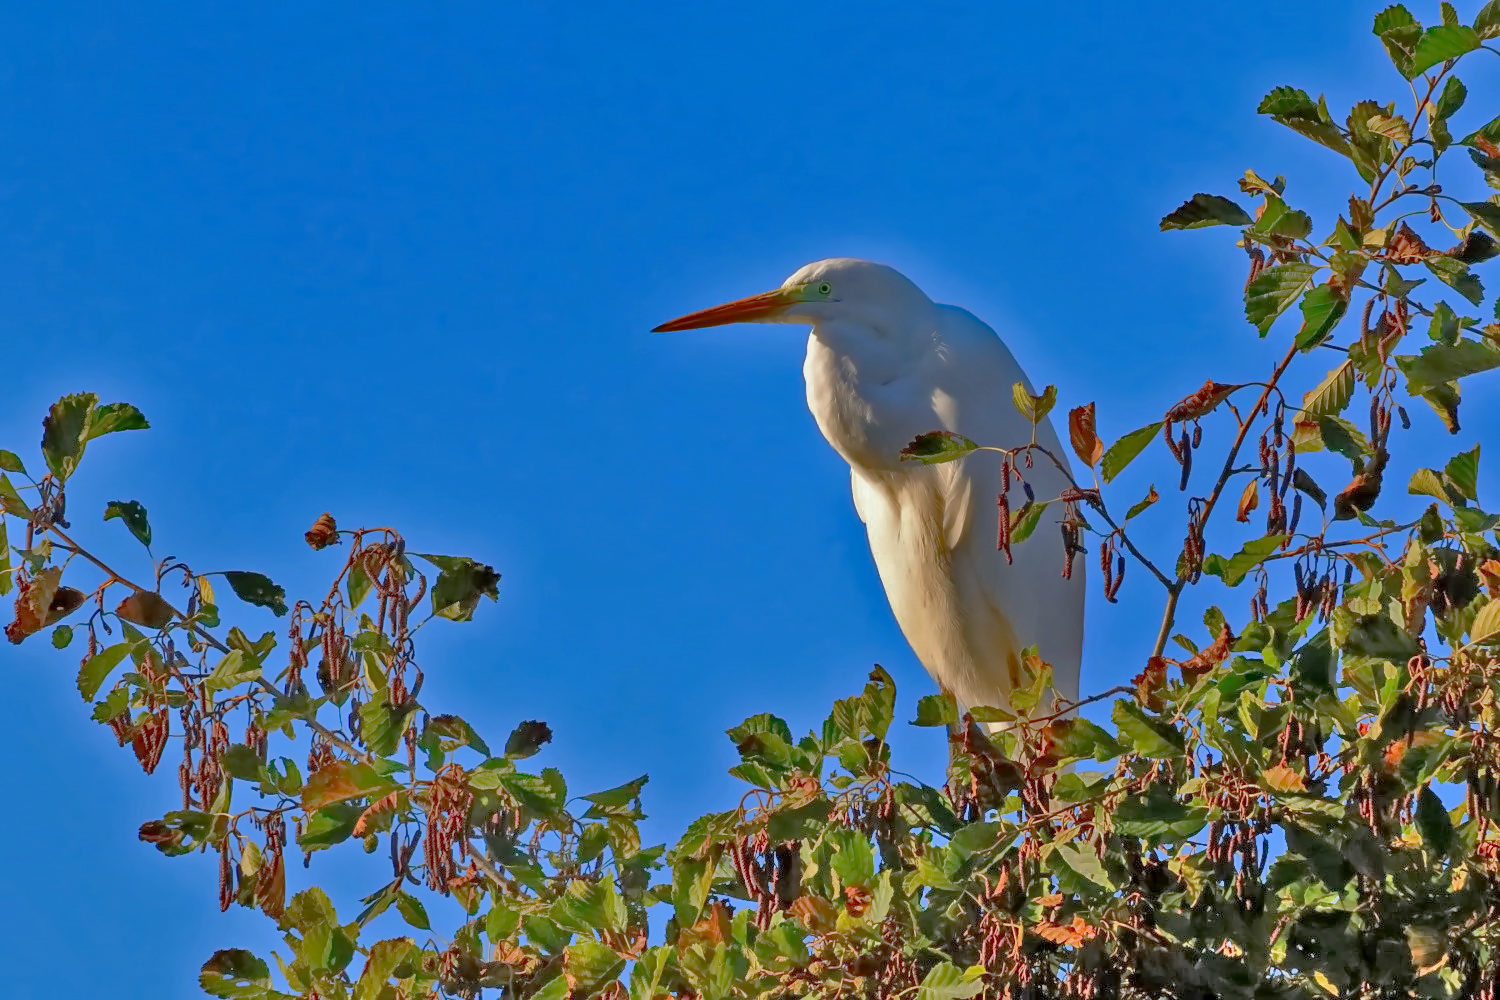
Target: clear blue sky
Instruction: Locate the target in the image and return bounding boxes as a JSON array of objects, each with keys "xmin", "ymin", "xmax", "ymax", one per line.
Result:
[{"xmin": 4, "ymin": 4, "xmax": 1498, "ymax": 997}]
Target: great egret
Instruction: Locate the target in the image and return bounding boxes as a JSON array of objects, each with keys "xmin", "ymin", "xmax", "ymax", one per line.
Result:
[{"xmin": 654, "ymin": 258, "xmax": 1083, "ymax": 724}]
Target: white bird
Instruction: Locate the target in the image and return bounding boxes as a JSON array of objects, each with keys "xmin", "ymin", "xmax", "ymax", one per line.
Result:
[{"xmin": 654, "ymin": 258, "xmax": 1083, "ymax": 724}]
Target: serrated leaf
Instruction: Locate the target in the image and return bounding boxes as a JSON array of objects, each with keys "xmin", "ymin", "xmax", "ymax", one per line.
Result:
[
  {"xmin": 1471, "ymin": 600, "xmax": 1500, "ymax": 644},
  {"xmin": 1251, "ymin": 195, "xmax": 1313, "ymax": 240},
  {"xmin": 354, "ymin": 939, "xmax": 413, "ymax": 1000},
  {"xmin": 1479, "ymin": 0, "xmax": 1500, "ymax": 38},
  {"xmin": 1366, "ymin": 113, "xmax": 1412, "ymax": 144},
  {"xmin": 1258, "ymin": 86, "xmax": 1317, "ymax": 117},
  {"xmin": 302, "ymin": 761, "xmax": 400, "ymax": 811},
  {"xmin": 205, "ymin": 649, "xmax": 262, "ymax": 692},
  {"xmin": 1411, "ymin": 24, "xmax": 1479, "ymax": 75},
  {"xmin": 1425, "ymin": 257, "xmax": 1485, "ymax": 305},
  {"xmin": 1012, "ymin": 383, "xmax": 1057, "ymax": 424},
  {"xmin": 1125, "ymin": 485, "xmax": 1159, "ymax": 520},
  {"xmin": 1246, "ymin": 263, "xmax": 1318, "ymax": 334},
  {"xmin": 1461, "ymin": 200, "xmax": 1500, "ymax": 238},
  {"xmin": 1295, "ymin": 285, "xmax": 1348, "ymax": 350},
  {"xmin": 1112, "ymin": 700, "xmax": 1184, "ymax": 759},
  {"xmin": 912, "ymin": 694, "xmax": 957, "ymax": 727},
  {"xmin": 1160, "ymin": 193, "xmax": 1253, "ymax": 230},
  {"xmin": 0, "ymin": 474, "xmax": 27, "ymax": 517},
  {"xmin": 199, "ymin": 949, "xmax": 274, "ymax": 1000},
  {"xmin": 103, "ymin": 500, "xmax": 152, "ymax": 548},
  {"xmin": 1436, "ymin": 76, "xmax": 1468, "ymax": 119},
  {"xmin": 1009, "ymin": 500, "xmax": 1050, "ymax": 544},
  {"xmin": 1398, "ymin": 338, "xmax": 1500, "ymax": 393},
  {"xmin": 0, "ymin": 450, "xmax": 23, "ymax": 474},
  {"xmin": 901, "ymin": 431, "xmax": 978, "ymax": 465},
  {"xmin": 1101, "ymin": 422, "xmax": 1163, "ymax": 483},
  {"xmin": 41, "ymin": 393, "xmax": 95, "ymax": 480},
  {"xmin": 917, "ymin": 962, "xmax": 984, "ymax": 1000},
  {"xmin": 1446, "ymin": 445, "xmax": 1479, "ymax": 500},
  {"xmin": 411, "ymin": 553, "xmax": 501, "ymax": 622},
  {"xmin": 1053, "ymin": 842, "xmax": 1116, "ymax": 890},
  {"xmin": 1303, "ymin": 359, "xmax": 1356, "ymax": 415}
]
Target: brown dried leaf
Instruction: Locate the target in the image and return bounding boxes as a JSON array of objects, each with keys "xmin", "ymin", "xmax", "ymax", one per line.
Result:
[
  {"xmin": 1179, "ymin": 624, "xmax": 1235, "ymax": 684},
  {"xmin": 1479, "ymin": 559, "xmax": 1500, "ymax": 598},
  {"xmin": 255, "ymin": 850, "xmax": 285, "ymax": 919},
  {"xmin": 354, "ymin": 790, "xmax": 404, "ymax": 837},
  {"xmin": 1236, "ymin": 480, "xmax": 1260, "ymax": 523},
  {"xmin": 1386, "ymin": 222, "xmax": 1434, "ymax": 264},
  {"xmin": 789, "ymin": 896, "xmax": 837, "ymax": 934},
  {"xmin": 1133, "ymin": 657, "xmax": 1169, "ymax": 712},
  {"xmin": 1033, "ymin": 915, "xmax": 1097, "ymax": 947},
  {"xmin": 304, "ymin": 512, "xmax": 339, "ymax": 550},
  {"xmin": 1166, "ymin": 380, "xmax": 1239, "ymax": 424},
  {"xmin": 1068, "ymin": 403, "xmax": 1103, "ymax": 467},
  {"xmin": 115, "ymin": 590, "xmax": 175, "ymax": 630}
]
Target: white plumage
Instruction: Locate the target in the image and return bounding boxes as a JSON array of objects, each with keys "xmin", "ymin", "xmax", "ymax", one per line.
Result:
[{"xmin": 655, "ymin": 258, "xmax": 1083, "ymax": 721}]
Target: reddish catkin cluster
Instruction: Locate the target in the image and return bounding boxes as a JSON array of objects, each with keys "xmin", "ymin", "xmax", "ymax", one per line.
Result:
[
  {"xmin": 727, "ymin": 828, "xmax": 799, "ymax": 930},
  {"xmin": 424, "ymin": 763, "xmax": 474, "ymax": 892}
]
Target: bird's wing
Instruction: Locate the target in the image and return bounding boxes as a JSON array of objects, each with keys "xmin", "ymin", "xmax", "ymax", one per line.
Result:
[{"xmin": 923, "ymin": 305, "xmax": 1084, "ymax": 706}]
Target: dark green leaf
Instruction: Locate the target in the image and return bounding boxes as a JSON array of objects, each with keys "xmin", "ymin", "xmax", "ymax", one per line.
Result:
[
  {"xmin": 218, "ymin": 571, "xmax": 288, "ymax": 616},
  {"xmin": 584, "ymin": 774, "xmax": 649, "ymax": 808},
  {"xmin": 0, "ymin": 474, "xmax": 27, "ymax": 517},
  {"xmin": 41, "ymin": 392, "xmax": 95, "ymax": 480},
  {"xmin": 1416, "ymin": 785, "xmax": 1456, "ymax": 854},
  {"xmin": 504, "ymin": 719, "xmax": 553, "ymax": 758},
  {"xmin": 498, "ymin": 768, "xmax": 567, "ymax": 814},
  {"xmin": 411, "ymin": 553, "xmax": 500, "ymax": 622},
  {"xmin": 86, "ymin": 402, "xmax": 149, "ymax": 440},
  {"xmin": 1428, "ymin": 301, "xmax": 1462, "ymax": 345},
  {"xmin": 1295, "ymin": 285, "xmax": 1348, "ymax": 350},
  {"xmin": 1159, "ymin": 193, "xmax": 1253, "ymax": 230},
  {"xmin": 1250, "ymin": 195, "xmax": 1313, "ymax": 240},
  {"xmin": 1446, "ymin": 445, "xmax": 1480, "ymax": 500},
  {"xmin": 1436, "ymin": 76, "xmax": 1468, "ymax": 118},
  {"xmin": 1257, "ymin": 86, "xmax": 1316, "ymax": 117},
  {"xmin": 900, "ymin": 431, "xmax": 978, "ymax": 465},
  {"xmin": 1398, "ymin": 338, "xmax": 1500, "ymax": 393},
  {"xmin": 1246, "ymin": 263, "xmax": 1318, "ymax": 334},
  {"xmin": 395, "ymin": 892, "xmax": 430, "ymax": 930},
  {"xmin": 1125, "ymin": 486, "xmax": 1159, "ymax": 520},
  {"xmin": 426, "ymin": 714, "xmax": 491, "ymax": 755},
  {"xmin": 1411, "ymin": 24, "xmax": 1479, "ymax": 75},
  {"xmin": 358, "ymin": 691, "xmax": 415, "ymax": 758},
  {"xmin": 51, "ymin": 624, "xmax": 72, "ymax": 649},
  {"xmin": 103, "ymin": 500, "xmax": 152, "ymax": 548},
  {"xmin": 0, "ymin": 450, "xmax": 23, "ymax": 474},
  {"xmin": 1292, "ymin": 469, "xmax": 1327, "ymax": 509},
  {"xmin": 1101, "ymin": 422, "xmax": 1163, "ymax": 483},
  {"xmin": 1113, "ymin": 783, "xmax": 1209, "ymax": 841},
  {"xmin": 298, "ymin": 803, "xmax": 363, "ymax": 850},
  {"xmin": 1461, "ymin": 200, "xmax": 1500, "ymax": 238},
  {"xmin": 222, "ymin": 744, "xmax": 266, "ymax": 781}
]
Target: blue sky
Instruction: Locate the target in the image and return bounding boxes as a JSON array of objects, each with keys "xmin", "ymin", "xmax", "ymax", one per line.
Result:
[{"xmin": 5, "ymin": 3, "xmax": 1499, "ymax": 997}]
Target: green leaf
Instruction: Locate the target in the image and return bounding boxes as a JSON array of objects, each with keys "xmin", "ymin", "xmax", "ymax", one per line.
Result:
[
  {"xmin": 298, "ymin": 803, "xmax": 363, "ymax": 850},
  {"xmin": 900, "ymin": 431, "xmax": 978, "ymax": 465},
  {"xmin": 504, "ymin": 719, "xmax": 553, "ymax": 759},
  {"xmin": 1411, "ymin": 24, "xmax": 1479, "ymax": 75},
  {"xmin": 358, "ymin": 691, "xmax": 415, "ymax": 758},
  {"xmin": 411, "ymin": 553, "xmax": 501, "ymax": 622},
  {"xmin": 584, "ymin": 774, "xmax": 649, "ymax": 809},
  {"xmin": 1472, "ymin": 600, "xmax": 1500, "ymax": 644},
  {"xmin": 426, "ymin": 714, "xmax": 491, "ymax": 755},
  {"xmin": 1053, "ymin": 842, "xmax": 1116, "ymax": 891},
  {"xmin": 395, "ymin": 892, "xmax": 430, "ymax": 930},
  {"xmin": 1410, "ymin": 467, "xmax": 1458, "ymax": 503},
  {"xmin": 86, "ymin": 402, "xmax": 150, "ymax": 440},
  {"xmin": 0, "ymin": 474, "xmax": 27, "ymax": 518},
  {"xmin": 222, "ymin": 744, "xmax": 266, "ymax": 781},
  {"xmin": 1415, "ymin": 785, "xmax": 1456, "ymax": 854},
  {"xmin": 1112, "ymin": 700, "xmax": 1185, "ymax": 759},
  {"xmin": 103, "ymin": 500, "xmax": 152, "ymax": 548},
  {"xmin": 1478, "ymin": 0, "xmax": 1500, "ymax": 38},
  {"xmin": 1009, "ymin": 500, "xmax": 1050, "ymax": 544},
  {"xmin": 1446, "ymin": 445, "xmax": 1479, "ymax": 500},
  {"xmin": 1375, "ymin": 6, "xmax": 1421, "ymax": 76},
  {"xmin": 1303, "ymin": 359, "xmax": 1356, "ymax": 415},
  {"xmin": 205, "ymin": 649, "xmax": 263, "ymax": 693},
  {"xmin": 1250, "ymin": 194, "xmax": 1313, "ymax": 240},
  {"xmin": 912, "ymin": 694, "xmax": 957, "ymax": 727},
  {"xmin": 1113, "ymin": 784, "xmax": 1209, "ymax": 841},
  {"xmin": 1461, "ymin": 200, "xmax": 1500, "ymax": 238},
  {"xmin": 1246, "ymin": 263, "xmax": 1318, "ymax": 334},
  {"xmin": 1101, "ymin": 422, "xmax": 1163, "ymax": 483},
  {"xmin": 41, "ymin": 393, "xmax": 95, "ymax": 480},
  {"xmin": 354, "ymin": 939, "xmax": 413, "ymax": 1000},
  {"xmin": 51, "ymin": 625, "xmax": 73, "ymax": 649},
  {"xmin": 1425, "ymin": 256, "xmax": 1485, "ymax": 305},
  {"xmin": 218, "ymin": 571, "xmax": 288, "ymax": 617},
  {"xmin": 1419, "ymin": 380, "xmax": 1463, "ymax": 433},
  {"xmin": 1436, "ymin": 76, "xmax": 1468, "ymax": 119},
  {"xmin": 1159, "ymin": 193, "xmax": 1253, "ymax": 230},
  {"xmin": 1291, "ymin": 469, "xmax": 1327, "ymax": 509},
  {"xmin": 1202, "ymin": 535, "xmax": 1288, "ymax": 587},
  {"xmin": 1398, "ymin": 338, "xmax": 1500, "ymax": 393},
  {"xmin": 917, "ymin": 962, "xmax": 983, "ymax": 1000},
  {"xmin": 199, "ymin": 948, "xmax": 274, "ymax": 1000},
  {"xmin": 1125, "ymin": 486, "xmax": 1159, "ymax": 520},
  {"xmin": 498, "ymin": 768, "xmax": 567, "ymax": 814},
  {"xmin": 1011, "ymin": 382, "xmax": 1057, "ymax": 425},
  {"xmin": 1257, "ymin": 86, "xmax": 1316, "ymax": 117},
  {"xmin": 77, "ymin": 643, "xmax": 132, "ymax": 701},
  {"xmin": 0, "ymin": 450, "xmax": 23, "ymax": 474},
  {"xmin": 1295, "ymin": 285, "xmax": 1348, "ymax": 350},
  {"xmin": 1428, "ymin": 301, "xmax": 1462, "ymax": 345}
]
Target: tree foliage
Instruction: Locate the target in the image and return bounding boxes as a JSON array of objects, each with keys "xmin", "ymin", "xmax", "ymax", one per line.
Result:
[{"xmin": 10, "ymin": 5, "xmax": 1500, "ymax": 998}]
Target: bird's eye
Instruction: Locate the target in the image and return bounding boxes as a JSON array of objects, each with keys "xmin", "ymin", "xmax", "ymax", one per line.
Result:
[{"xmin": 816, "ymin": 282, "xmax": 833, "ymax": 296}]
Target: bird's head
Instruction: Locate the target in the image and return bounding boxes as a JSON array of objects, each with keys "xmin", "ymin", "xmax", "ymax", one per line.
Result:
[{"xmin": 652, "ymin": 258, "xmax": 936, "ymax": 340}]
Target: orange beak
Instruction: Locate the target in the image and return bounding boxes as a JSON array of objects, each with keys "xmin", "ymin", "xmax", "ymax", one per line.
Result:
[{"xmin": 651, "ymin": 287, "xmax": 799, "ymax": 332}]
